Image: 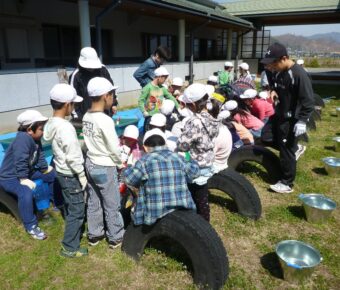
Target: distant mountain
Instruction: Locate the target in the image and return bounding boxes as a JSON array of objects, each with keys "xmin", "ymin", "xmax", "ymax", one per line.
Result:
[
  {"xmin": 308, "ymin": 32, "xmax": 340, "ymax": 44},
  {"xmin": 271, "ymin": 33, "xmax": 340, "ymax": 54}
]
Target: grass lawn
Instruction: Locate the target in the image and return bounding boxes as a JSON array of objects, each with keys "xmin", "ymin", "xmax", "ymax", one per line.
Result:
[{"xmin": 0, "ymin": 98, "xmax": 339, "ymax": 289}]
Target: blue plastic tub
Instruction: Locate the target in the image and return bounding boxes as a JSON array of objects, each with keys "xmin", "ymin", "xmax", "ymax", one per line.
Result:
[{"xmin": 32, "ymin": 179, "xmax": 50, "ymax": 211}]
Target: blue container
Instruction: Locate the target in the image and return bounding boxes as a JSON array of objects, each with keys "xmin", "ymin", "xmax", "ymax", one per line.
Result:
[{"xmin": 32, "ymin": 179, "xmax": 50, "ymax": 210}]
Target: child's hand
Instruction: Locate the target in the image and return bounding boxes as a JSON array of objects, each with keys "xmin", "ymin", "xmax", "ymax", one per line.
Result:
[
  {"xmin": 20, "ymin": 179, "xmax": 36, "ymax": 190},
  {"xmin": 78, "ymin": 172, "xmax": 87, "ymax": 190},
  {"xmin": 43, "ymin": 165, "xmax": 54, "ymax": 174}
]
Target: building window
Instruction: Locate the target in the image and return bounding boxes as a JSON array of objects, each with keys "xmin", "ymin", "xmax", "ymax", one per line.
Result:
[
  {"xmin": 143, "ymin": 33, "xmax": 177, "ymax": 60},
  {"xmin": 193, "ymin": 38, "xmax": 216, "ymax": 60},
  {"xmin": 216, "ymin": 30, "xmax": 227, "ymax": 59},
  {"xmin": 241, "ymin": 29, "xmax": 271, "ymax": 59},
  {"xmin": 42, "ymin": 24, "xmax": 80, "ymax": 67}
]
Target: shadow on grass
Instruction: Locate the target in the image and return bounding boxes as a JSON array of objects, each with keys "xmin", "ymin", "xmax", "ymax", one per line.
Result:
[
  {"xmin": 0, "ymin": 203, "xmax": 13, "ymax": 216},
  {"xmin": 209, "ymin": 193, "xmax": 238, "ymax": 213},
  {"xmin": 260, "ymin": 252, "xmax": 283, "ymax": 279},
  {"xmin": 287, "ymin": 205, "xmax": 306, "ymax": 220},
  {"xmin": 235, "ymin": 162, "xmax": 276, "ymax": 184},
  {"xmin": 312, "ymin": 167, "xmax": 328, "ymax": 175},
  {"xmin": 324, "ymin": 145, "xmax": 335, "ymax": 151}
]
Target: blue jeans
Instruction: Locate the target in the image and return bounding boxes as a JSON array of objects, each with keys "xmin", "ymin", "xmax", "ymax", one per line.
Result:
[
  {"xmin": 85, "ymin": 158, "xmax": 125, "ymax": 243},
  {"xmin": 57, "ymin": 173, "xmax": 85, "ymax": 251},
  {"xmin": 0, "ymin": 170, "xmax": 56, "ymax": 231}
]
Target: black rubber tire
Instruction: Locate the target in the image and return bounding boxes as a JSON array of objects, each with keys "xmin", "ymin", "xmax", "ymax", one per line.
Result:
[
  {"xmin": 313, "ymin": 93, "xmax": 325, "ymax": 107},
  {"xmin": 208, "ymin": 168, "xmax": 262, "ymax": 220},
  {"xmin": 0, "ymin": 188, "xmax": 21, "ymax": 220},
  {"xmin": 122, "ymin": 210, "xmax": 229, "ymax": 289},
  {"xmin": 228, "ymin": 145, "xmax": 281, "ymax": 182}
]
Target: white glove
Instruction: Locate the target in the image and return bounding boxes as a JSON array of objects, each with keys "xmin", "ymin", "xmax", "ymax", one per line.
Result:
[
  {"xmin": 43, "ymin": 165, "xmax": 54, "ymax": 174},
  {"xmin": 20, "ymin": 179, "xmax": 36, "ymax": 190},
  {"xmin": 143, "ymin": 111, "xmax": 149, "ymax": 117},
  {"xmin": 294, "ymin": 121, "xmax": 307, "ymax": 137},
  {"xmin": 78, "ymin": 172, "xmax": 88, "ymax": 191}
]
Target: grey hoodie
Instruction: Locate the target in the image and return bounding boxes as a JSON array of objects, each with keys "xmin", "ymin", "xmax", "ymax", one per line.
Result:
[{"xmin": 43, "ymin": 117, "xmax": 84, "ymax": 175}]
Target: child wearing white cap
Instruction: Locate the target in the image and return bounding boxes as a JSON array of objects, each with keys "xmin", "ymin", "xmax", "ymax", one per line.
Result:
[
  {"xmin": 234, "ymin": 62, "xmax": 255, "ymax": 89},
  {"xmin": 176, "ymin": 83, "xmax": 220, "ymax": 222},
  {"xmin": 169, "ymin": 77, "xmax": 184, "ymax": 98},
  {"xmin": 44, "ymin": 83, "xmax": 87, "ymax": 256},
  {"xmin": 138, "ymin": 66, "xmax": 179, "ymax": 131},
  {"xmin": 218, "ymin": 61, "xmax": 234, "ymax": 85},
  {"xmin": 0, "ymin": 110, "xmax": 53, "ymax": 241},
  {"xmin": 123, "ymin": 128, "xmax": 199, "ymax": 226},
  {"xmin": 82, "ymin": 77, "xmax": 125, "ymax": 249},
  {"xmin": 120, "ymin": 125, "xmax": 142, "ymax": 166}
]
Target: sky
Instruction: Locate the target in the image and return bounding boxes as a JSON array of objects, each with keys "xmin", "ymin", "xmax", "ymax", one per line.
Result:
[{"xmin": 214, "ymin": 0, "xmax": 340, "ymax": 37}]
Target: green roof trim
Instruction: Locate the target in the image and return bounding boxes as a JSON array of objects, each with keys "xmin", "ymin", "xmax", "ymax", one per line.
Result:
[
  {"xmin": 223, "ymin": 0, "xmax": 340, "ymax": 16},
  {"xmin": 144, "ymin": 0, "xmax": 254, "ymax": 28}
]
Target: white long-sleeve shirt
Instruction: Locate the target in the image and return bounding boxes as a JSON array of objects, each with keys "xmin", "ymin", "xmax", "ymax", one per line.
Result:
[
  {"xmin": 82, "ymin": 112, "xmax": 122, "ymax": 167},
  {"xmin": 43, "ymin": 117, "xmax": 84, "ymax": 175}
]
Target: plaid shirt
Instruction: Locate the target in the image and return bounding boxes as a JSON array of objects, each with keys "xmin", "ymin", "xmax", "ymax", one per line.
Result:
[{"xmin": 123, "ymin": 146, "xmax": 199, "ymax": 225}]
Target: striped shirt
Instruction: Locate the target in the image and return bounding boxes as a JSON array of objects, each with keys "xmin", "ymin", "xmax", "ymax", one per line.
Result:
[{"xmin": 123, "ymin": 146, "xmax": 199, "ymax": 225}]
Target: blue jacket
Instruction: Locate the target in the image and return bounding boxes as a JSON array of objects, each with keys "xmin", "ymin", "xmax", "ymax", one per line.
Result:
[
  {"xmin": 0, "ymin": 132, "xmax": 48, "ymax": 180},
  {"xmin": 133, "ymin": 56, "xmax": 160, "ymax": 88}
]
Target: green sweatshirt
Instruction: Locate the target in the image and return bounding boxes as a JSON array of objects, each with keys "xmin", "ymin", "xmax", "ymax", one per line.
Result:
[
  {"xmin": 218, "ymin": 71, "xmax": 231, "ymax": 85},
  {"xmin": 138, "ymin": 82, "xmax": 179, "ymax": 116}
]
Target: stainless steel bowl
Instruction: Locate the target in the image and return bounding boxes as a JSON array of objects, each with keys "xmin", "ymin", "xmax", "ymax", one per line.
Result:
[
  {"xmin": 299, "ymin": 193, "xmax": 336, "ymax": 223},
  {"xmin": 276, "ymin": 240, "xmax": 322, "ymax": 282},
  {"xmin": 333, "ymin": 137, "xmax": 340, "ymax": 152},
  {"xmin": 322, "ymin": 157, "xmax": 340, "ymax": 176}
]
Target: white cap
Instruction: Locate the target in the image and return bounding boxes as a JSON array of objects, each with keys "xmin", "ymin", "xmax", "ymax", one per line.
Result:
[
  {"xmin": 178, "ymin": 107, "xmax": 193, "ymax": 118},
  {"xmin": 240, "ymin": 89, "xmax": 257, "ymax": 99},
  {"xmin": 160, "ymin": 99, "xmax": 175, "ymax": 116},
  {"xmin": 172, "ymin": 77, "xmax": 183, "ymax": 87},
  {"xmin": 149, "ymin": 113, "xmax": 166, "ymax": 127},
  {"xmin": 50, "ymin": 83, "xmax": 83, "ymax": 103},
  {"xmin": 208, "ymin": 75, "xmax": 218, "ymax": 83},
  {"xmin": 297, "ymin": 59, "xmax": 304, "ymax": 65},
  {"xmin": 224, "ymin": 61, "xmax": 233, "ymax": 67},
  {"xmin": 205, "ymin": 84, "xmax": 215, "ymax": 97},
  {"xmin": 218, "ymin": 110, "xmax": 230, "ymax": 120},
  {"xmin": 123, "ymin": 125, "xmax": 139, "ymax": 140},
  {"xmin": 17, "ymin": 110, "xmax": 48, "ymax": 126},
  {"xmin": 143, "ymin": 128, "xmax": 166, "ymax": 144},
  {"xmin": 259, "ymin": 91, "xmax": 268, "ymax": 99},
  {"xmin": 182, "ymin": 83, "xmax": 207, "ymax": 104},
  {"xmin": 154, "ymin": 66, "xmax": 169, "ymax": 77},
  {"xmin": 78, "ymin": 47, "xmax": 102, "ymax": 69},
  {"xmin": 238, "ymin": 62, "xmax": 249, "ymax": 71},
  {"xmin": 87, "ymin": 77, "xmax": 117, "ymax": 97},
  {"xmin": 223, "ymin": 100, "xmax": 238, "ymax": 111}
]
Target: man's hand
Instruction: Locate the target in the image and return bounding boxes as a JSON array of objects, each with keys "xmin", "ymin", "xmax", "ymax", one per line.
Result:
[
  {"xmin": 294, "ymin": 121, "xmax": 307, "ymax": 137},
  {"xmin": 20, "ymin": 179, "xmax": 36, "ymax": 190},
  {"xmin": 270, "ymin": 90, "xmax": 278, "ymax": 101}
]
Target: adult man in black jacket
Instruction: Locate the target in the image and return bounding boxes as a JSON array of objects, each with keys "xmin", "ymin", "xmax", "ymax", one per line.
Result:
[
  {"xmin": 69, "ymin": 47, "xmax": 117, "ymax": 120},
  {"xmin": 261, "ymin": 43, "xmax": 314, "ymax": 193}
]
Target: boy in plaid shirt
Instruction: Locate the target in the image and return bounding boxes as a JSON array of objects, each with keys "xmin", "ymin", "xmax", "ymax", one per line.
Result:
[{"xmin": 123, "ymin": 128, "xmax": 199, "ymax": 225}]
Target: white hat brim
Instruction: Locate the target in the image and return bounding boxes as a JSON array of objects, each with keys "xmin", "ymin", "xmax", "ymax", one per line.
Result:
[
  {"xmin": 79, "ymin": 58, "xmax": 102, "ymax": 69},
  {"xmin": 73, "ymin": 95, "xmax": 83, "ymax": 103}
]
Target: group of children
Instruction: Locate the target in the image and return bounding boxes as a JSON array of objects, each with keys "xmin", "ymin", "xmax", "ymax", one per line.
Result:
[{"xmin": 0, "ymin": 44, "xmax": 309, "ymax": 258}]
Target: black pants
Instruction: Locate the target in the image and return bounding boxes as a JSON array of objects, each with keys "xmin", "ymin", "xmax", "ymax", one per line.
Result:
[
  {"xmin": 275, "ymin": 120, "xmax": 298, "ymax": 187},
  {"xmin": 188, "ymin": 183, "xmax": 210, "ymax": 222}
]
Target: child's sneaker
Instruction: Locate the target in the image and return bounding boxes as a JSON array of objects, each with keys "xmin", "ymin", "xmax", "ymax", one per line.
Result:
[
  {"xmin": 27, "ymin": 225, "xmax": 47, "ymax": 240},
  {"xmin": 60, "ymin": 246, "xmax": 88, "ymax": 258},
  {"xmin": 88, "ymin": 235, "xmax": 105, "ymax": 246},
  {"xmin": 108, "ymin": 240, "xmax": 122, "ymax": 249}
]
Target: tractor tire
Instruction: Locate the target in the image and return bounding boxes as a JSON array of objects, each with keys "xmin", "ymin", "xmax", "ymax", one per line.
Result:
[
  {"xmin": 0, "ymin": 188, "xmax": 20, "ymax": 220},
  {"xmin": 122, "ymin": 210, "xmax": 229, "ymax": 289},
  {"xmin": 228, "ymin": 145, "xmax": 281, "ymax": 182},
  {"xmin": 208, "ymin": 168, "xmax": 262, "ymax": 220}
]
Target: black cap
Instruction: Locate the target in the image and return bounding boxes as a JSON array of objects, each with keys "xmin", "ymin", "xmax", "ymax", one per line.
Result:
[{"xmin": 261, "ymin": 43, "xmax": 288, "ymax": 65}]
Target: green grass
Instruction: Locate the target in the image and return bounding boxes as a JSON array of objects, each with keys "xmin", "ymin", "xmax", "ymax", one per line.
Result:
[{"xmin": 0, "ymin": 99, "xmax": 339, "ymax": 289}]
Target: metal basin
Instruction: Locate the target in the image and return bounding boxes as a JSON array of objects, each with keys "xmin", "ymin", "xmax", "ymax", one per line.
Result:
[
  {"xmin": 276, "ymin": 240, "xmax": 322, "ymax": 282},
  {"xmin": 333, "ymin": 137, "xmax": 340, "ymax": 152},
  {"xmin": 299, "ymin": 193, "xmax": 336, "ymax": 223},
  {"xmin": 322, "ymin": 157, "xmax": 340, "ymax": 176}
]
